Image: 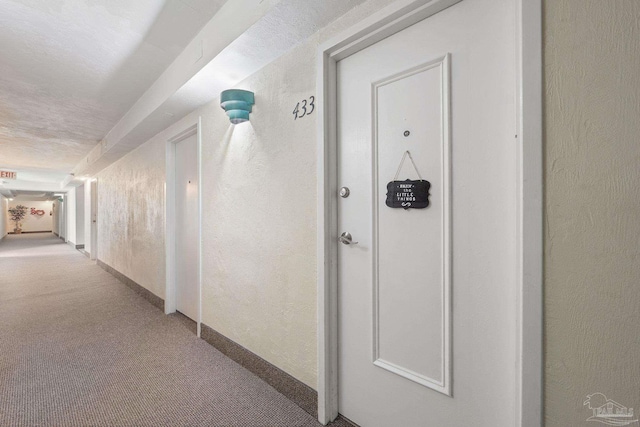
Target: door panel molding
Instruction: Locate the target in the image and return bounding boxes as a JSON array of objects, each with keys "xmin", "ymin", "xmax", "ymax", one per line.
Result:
[
  {"xmin": 371, "ymin": 54, "xmax": 451, "ymax": 396},
  {"xmin": 316, "ymin": 0, "xmax": 542, "ymax": 425}
]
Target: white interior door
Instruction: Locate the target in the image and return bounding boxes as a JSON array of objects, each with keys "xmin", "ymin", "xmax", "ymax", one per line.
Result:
[
  {"xmin": 175, "ymin": 134, "xmax": 199, "ymax": 321},
  {"xmin": 59, "ymin": 196, "xmax": 66, "ymax": 240},
  {"xmin": 336, "ymin": 1, "xmax": 518, "ymax": 426},
  {"xmin": 90, "ymin": 180, "xmax": 97, "ymax": 260},
  {"xmin": 76, "ymin": 184, "xmax": 85, "ymax": 246}
]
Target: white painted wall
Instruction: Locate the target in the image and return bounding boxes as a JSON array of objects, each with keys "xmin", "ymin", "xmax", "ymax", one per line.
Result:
[
  {"xmin": 52, "ymin": 198, "xmax": 65, "ymax": 238},
  {"xmin": 7, "ymin": 200, "xmax": 53, "ymax": 233},
  {"xmin": 198, "ymin": 42, "xmax": 321, "ymax": 387},
  {"xmin": 52, "ymin": 200, "xmax": 59, "ymax": 235},
  {"xmin": 97, "ymin": 140, "xmax": 166, "ymax": 298},
  {"xmin": 94, "ymin": 0, "xmax": 395, "ymax": 389},
  {"xmin": 545, "ymin": 1, "xmax": 640, "ymax": 425},
  {"xmin": 66, "ymin": 190, "xmax": 76, "ymax": 244},
  {"xmin": 0, "ymin": 195, "xmax": 7, "ymax": 239}
]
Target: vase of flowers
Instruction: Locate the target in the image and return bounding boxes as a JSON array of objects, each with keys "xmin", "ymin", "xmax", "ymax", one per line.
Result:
[{"xmin": 8, "ymin": 204, "xmax": 28, "ymax": 234}]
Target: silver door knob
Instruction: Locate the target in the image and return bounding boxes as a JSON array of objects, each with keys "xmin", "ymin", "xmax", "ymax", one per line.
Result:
[{"xmin": 339, "ymin": 232, "xmax": 358, "ymax": 245}]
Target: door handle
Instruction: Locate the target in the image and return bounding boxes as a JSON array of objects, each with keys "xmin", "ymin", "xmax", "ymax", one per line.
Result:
[{"xmin": 339, "ymin": 232, "xmax": 358, "ymax": 245}]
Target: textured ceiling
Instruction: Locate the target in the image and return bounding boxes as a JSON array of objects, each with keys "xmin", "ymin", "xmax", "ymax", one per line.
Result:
[
  {"xmin": 0, "ymin": 0, "xmax": 226, "ymax": 172},
  {"xmin": 174, "ymin": 0, "xmax": 371, "ymax": 114},
  {"xmin": 72, "ymin": 0, "xmax": 371, "ymax": 177},
  {"xmin": 0, "ymin": 0, "xmax": 372, "ymax": 192}
]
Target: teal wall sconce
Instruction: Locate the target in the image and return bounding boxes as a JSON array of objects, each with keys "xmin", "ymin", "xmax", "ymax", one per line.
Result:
[{"xmin": 220, "ymin": 89, "xmax": 254, "ymax": 124}]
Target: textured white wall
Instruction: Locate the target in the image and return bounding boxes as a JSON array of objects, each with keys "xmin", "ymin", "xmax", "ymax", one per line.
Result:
[
  {"xmin": 545, "ymin": 1, "xmax": 640, "ymax": 425},
  {"xmin": 94, "ymin": 0, "xmax": 394, "ymax": 389},
  {"xmin": 66, "ymin": 190, "xmax": 76, "ymax": 244},
  {"xmin": 52, "ymin": 200, "xmax": 59, "ymax": 235},
  {"xmin": 97, "ymin": 139, "xmax": 166, "ymax": 298},
  {"xmin": 196, "ymin": 0, "xmax": 395, "ymax": 389},
  {"xmin": 0, "ymin": 195, "xmax": 7, "ymax": 238},
  {"xmin": 8, "ymin": 200, "xmax": 53, "ymax": 232},
  {"xmin": 199, "ymin": 43, "xmax": 319, "ymax": 387}
]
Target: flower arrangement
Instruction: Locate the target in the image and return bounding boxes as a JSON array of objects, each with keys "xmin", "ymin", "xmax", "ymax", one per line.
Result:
[{"xmin": 8, "ymin": 204, "xmax": 28, "ymax": 233}]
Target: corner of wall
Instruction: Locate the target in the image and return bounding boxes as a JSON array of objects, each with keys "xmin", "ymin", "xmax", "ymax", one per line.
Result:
[{"xmin": 0, "ymin": 195, "xmax": 7, "ymax": 239}]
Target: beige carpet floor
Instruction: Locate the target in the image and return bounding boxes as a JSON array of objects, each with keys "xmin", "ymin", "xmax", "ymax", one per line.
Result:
[{"xmin": 0, "ymin": 233, "xmax": 322, "ymax": 426}]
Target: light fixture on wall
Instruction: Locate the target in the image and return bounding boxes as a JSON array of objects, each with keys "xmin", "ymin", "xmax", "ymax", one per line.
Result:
[{"xmin": 220, "ymin": 89, "xmax": 254, "ymax": 124}]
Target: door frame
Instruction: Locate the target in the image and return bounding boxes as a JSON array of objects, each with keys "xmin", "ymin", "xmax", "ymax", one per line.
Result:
[
  {"xmin": 315, "ymin": 0, "xmax": 543, "ymax": 425},
  {"xmin": 90, "ymin": 179, "xmax": 98, "ymax": 260},
  {"xmin": 165, "ymin": 119, "xmax": 203, "ymax": 337},
  {"xmin": 60, "ymin": 194, "xmax": 67, "ymax": 242}
]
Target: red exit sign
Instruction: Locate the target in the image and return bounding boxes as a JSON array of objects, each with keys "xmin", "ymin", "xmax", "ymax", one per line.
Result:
[{"xmin": 0, "ymin": 170, "xmax": 16, "ymax": 179}]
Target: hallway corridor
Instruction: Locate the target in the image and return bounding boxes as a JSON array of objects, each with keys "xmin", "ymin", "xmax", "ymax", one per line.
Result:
[{"xmin": 0, "ymin": 234, "xmax": 321, "ymax": 426}]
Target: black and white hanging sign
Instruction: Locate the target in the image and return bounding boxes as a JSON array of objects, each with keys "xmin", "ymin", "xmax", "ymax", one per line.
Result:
[
  {"xmin": 386, "ymin": 179, "xmax": 431, "ymax": 209},
  {"xmin": 385, "ymin": 151, "xmax": 431, "ymax": 210}
]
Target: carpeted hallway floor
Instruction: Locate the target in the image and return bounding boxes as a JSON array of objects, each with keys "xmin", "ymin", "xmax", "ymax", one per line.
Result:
[{"xmin": 0, "ymin": 233, "xmax": 323, "ymax": 426}]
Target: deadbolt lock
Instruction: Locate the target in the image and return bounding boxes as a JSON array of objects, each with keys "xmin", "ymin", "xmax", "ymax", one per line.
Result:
[{"xmin": 339, "ymin": 187, "xmax": 350, "ymax": 198}]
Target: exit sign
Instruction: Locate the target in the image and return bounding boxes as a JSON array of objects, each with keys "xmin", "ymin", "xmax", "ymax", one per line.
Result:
[{"xmin": 0, "ymin": 170, "xmax": 16, "ymax": 179}]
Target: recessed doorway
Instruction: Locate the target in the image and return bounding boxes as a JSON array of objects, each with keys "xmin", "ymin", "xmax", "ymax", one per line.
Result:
[{"xmin": 166, "ymin": 121, "xmax": 202, "ymax": 336}]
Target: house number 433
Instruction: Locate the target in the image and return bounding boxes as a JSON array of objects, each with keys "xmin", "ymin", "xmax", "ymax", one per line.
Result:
[{"xmin": 293, "ymin": 96, "xmax": 315, "ymax": 120}]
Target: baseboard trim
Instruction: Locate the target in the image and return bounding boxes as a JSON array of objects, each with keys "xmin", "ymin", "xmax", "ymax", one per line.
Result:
[
  {"xmin": 200, "ymin": 323, "xmax": 318, "ymax": 419},
  {"xmin": 96, "ymin": 259, "xmax": 164, "ymax": 311},
  {"xmin": 67, "ymin": 241, "xmax": 84, "ymax": 250}
]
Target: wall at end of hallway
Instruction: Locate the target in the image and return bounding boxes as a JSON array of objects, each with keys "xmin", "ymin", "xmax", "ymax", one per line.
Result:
[
  {"xmin": 545, "ymin": 0, "xmax": 640, "ymax": 425},
  {"xmin": 7, "ymin": 200, "xmax": 53, "ymax": 233},
  {"xmin": 97, "ymin": 137, "xmax": 166, "ymax": 300}
]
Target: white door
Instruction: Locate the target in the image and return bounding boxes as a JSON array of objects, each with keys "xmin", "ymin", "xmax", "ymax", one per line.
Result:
[
  {"xmin": 175, "ymin": 134, "xmax": 199, "ymax": 321},
  {"xmin": 90, "ymin": 180, "xmax": 98, "ymax": 260},
  {"xmin": 59, "ymin": 196, "xmax": 66, "ymax": 240},
  {"xmin": 76, "ymin": 184, "xmax": 85, "ymax": 246},
  {"xmin": 337, "ymin": 1, "xmax": 518, "ymax": 426}
]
